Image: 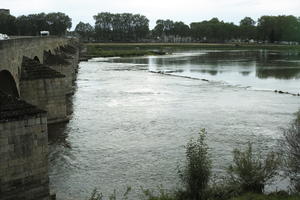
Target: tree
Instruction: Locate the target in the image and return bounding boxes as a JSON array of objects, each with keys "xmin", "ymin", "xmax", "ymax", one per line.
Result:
[
  {"xmin": 0, "ymin": 13, "xmax": 16, "ymax": 35},
  {"xmin": 173, "ymin": 21, "xmax": 190, "ymax": 37},
  {"xmin": 45, "ymin": 12, "xmax": 72, "ymax": 35},
  {"xmin": 277, "ymin": 15, "xmax": 300, "ymax": 42},
  {"xmin": 16, "ymin": 13, "xmax": 48, "ymax": 36},
  {"xmin": 257, "ymin": 15, "xmax": 300, "ymax": 43},
  {"xmin": 15, "ymin": 12, "xmax": 71, "ymax": 36},
  {"xmin": 94, "ymin": 12, "xmax": 149, "ymax": 42},
  {"xmin": 190, "ymin": 18, "xmax": 238, "ymax": 42},
  {"xmin": 16, "ymin": 15, "xmax": 33, "ymax": 36},
  {"xmin": 153, "ymin": 20, "xmax": 190, "ymax": 42},
  {"xmin": 238, "ymin": 17, "xmax": 257, "ymax": 41},
  {"xmin": 75, "ymin": 22, "xmax": 94, "ymax": 41},
  {"xmin": 240, "ymin": 17, "xmax": 256, "ymax": 26}
]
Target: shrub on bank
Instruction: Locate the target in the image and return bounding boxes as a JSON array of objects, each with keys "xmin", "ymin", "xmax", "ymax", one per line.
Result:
[
  {"xmin": 230, "ymin": 192, "xmax": 300, "ymax": 200},
  {"xmin": 179, "ymin": 129, "xmax": 212, "ymax": 200},
  {"xmin": 227, "ymin": 143, "xmax": 280, "ymax": 194},
  {"xmin": 282, "ymin": 111, "xmax": 300, "ymax": 192}
]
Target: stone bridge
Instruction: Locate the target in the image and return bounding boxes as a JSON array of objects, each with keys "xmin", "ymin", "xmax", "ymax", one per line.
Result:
[
  {"xmin": 0, "ymin": 37, "xmax": 80, "ymax": 200},
  {"xmin": 1, "ymin": 37, "xmax": 67, "ymax": 91},
  {"xmin": 0, "ymin": 36, "xmax": 79, "ymax": 123}
]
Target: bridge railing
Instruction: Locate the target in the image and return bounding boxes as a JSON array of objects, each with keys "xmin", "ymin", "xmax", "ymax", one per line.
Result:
[{"xmin": 0, "ymin": 36, "xmax": 71, "ymax": 50}]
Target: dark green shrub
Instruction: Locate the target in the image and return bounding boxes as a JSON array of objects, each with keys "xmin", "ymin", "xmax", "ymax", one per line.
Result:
[
  {"xmin": 88, "ymin": 189, "xmax": 103, "ymax": 200},
  {"xmin": 179, "ymin": 129, "xmax": 212, "ymax": 200},
  {"xmin": 142, "ymin": 187, "xmax": 176, "ymax": 200},
  {"xmin": 228, "ymin": 143, "xmax": 280, "ymax": 194},
  {"xmin": 283, "ymin": 111, "xmax": 300, "ymax": 192},
  {"xmin": 87, "ymin": 187, "xmax": 131, "ymax": 200},
  {"xmin": 208, "ymin": 178, "xmax": 242, "ymax": 200}
]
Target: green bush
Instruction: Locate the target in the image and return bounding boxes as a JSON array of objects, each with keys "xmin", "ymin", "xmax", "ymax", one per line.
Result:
[
  {"xmin": 142, "ymin": 187, "xmax": 177, "ymax": 200},
  {"xmin": 283, "ymin": 110, "xmax": 300, "ymax": 192},
  {"xmin": 179, "ymin": 129, "xmax": 212, "ymax": 200},
  {"xmin": 227, "ymin": 143, "xmax": 280, "ymax": 194},
  {"xmin": 230, "ymin": 192, "xmax": 300, "ymax": 200},
  {"xmin": 87, "ymin": 187, "xmax": 131, "ymax": 200},
  {"xmin": 208, "ymin": 178, "xmax": 242, "ymax": 200},
  {"xmin": 88, "ymin": 189, "xmax": 103, "ymax": 200}
]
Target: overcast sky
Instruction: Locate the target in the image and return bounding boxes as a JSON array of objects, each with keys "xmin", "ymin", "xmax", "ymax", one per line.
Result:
[{"xmin": 2, "ymin": 0, "xmax": 300, "ymax": 29}]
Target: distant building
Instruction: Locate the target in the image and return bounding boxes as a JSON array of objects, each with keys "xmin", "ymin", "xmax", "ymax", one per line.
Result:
[{"xmin": 0, "ymin": 9, "xmax": 10, "ymax": 15}]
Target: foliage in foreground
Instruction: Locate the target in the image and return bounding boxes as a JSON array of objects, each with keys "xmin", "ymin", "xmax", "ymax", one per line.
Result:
[
  {"xmin": 282, "ymin": 111, "xmax": 300, "ymax": 192},
  {"xmin": 227, "ymin": 143, "xmax": 280, "ymax": 194},
  {"xmin": 230, "ymin": 192, "xmax": 300, "ymax": 200},
  {"xmin": 88, "ymin": 187, "xmax": 131, "ymax": 200},
  {"xmin": 179, "ymin": 129, "xmax": 211, "ymax": 200}
]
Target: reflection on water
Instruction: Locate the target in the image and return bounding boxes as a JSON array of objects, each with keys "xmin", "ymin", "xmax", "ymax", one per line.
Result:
[
  {"xmin": 106, "ymin": 50, "xmax": 300, "ymax": 93},
  {"xmin": 49, "ymin": 50, "xmax": 300, "ymax": 200}
]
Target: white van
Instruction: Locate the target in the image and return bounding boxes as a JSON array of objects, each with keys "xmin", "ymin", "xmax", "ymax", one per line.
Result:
[{"xmin": 40, "ymin": 31, "xmax": 50, "ymax": 36}]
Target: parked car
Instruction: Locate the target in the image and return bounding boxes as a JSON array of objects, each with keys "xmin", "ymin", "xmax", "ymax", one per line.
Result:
[{"xmin": 0, "ymin": 33, "xmax": 10, "ymax": 40}]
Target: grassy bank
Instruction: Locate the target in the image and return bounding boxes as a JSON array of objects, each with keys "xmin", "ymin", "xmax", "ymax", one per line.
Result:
[
  {"xmin": 85, "ymin": 42, "xmax": 300, "ymax": 53},
  {"xmin": 83, "ymin": 43, "xmax": 300, "ymax": 59},
  {"xmin": 86, "ymin": 44, "xmax": 167, "ymax": 58},
  {"xmin": 143, "ymin": 193, "xmax": 300, "ymax": 200},
  {"xmin": 231, "ymin": 193, "xmax": 300, "ymax": 200}
]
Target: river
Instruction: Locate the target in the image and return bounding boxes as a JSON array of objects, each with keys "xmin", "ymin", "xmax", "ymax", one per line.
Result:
[{"xmin": 48, "ymin": 49, "xmax": 300, "ymax": 200}]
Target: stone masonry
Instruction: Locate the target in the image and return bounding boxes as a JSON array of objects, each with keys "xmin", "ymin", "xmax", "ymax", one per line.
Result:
[
  {"xmin": 0, "ymin": 91, "xmax": 50, "ymax": 200},
  {"xmin": 0, "ymin": 37, "xmax": 80, "ymax": 200},
  {"xmin": 20, "ymin": 57, "xmax": 68, "ymax": 124},
  {"xmin": 43, "ymin": 51, "xmax": 74, "ymax": 94}
]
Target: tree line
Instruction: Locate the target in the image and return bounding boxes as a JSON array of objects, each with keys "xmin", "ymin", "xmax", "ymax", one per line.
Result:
[
  {"xmin": 1, "ymin": 11, "xmax": 300, "ymax": 43},
  {"xmin": 79, "ymin": 14, "xmax": 300, "ymax": 43},
  {"xmin": 0, "ymin": 12, "xmax": 71, "ymax": 36}
]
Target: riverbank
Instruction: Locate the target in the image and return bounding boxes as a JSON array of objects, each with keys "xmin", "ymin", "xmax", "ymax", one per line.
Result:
[
  {"xmin": 81, "ymin": 43, "xmax": 300, "ymax": 60},
  {"xmin": 84, "ymin": 44, "xmax": 167, "ymax": 58},
  {"xmin": 87, "ymin": 190, "xmax": 300, "ymax": 200},
  {"xmin": 85, "ymin": 43, "xmax": 300, "ymax": 52}
]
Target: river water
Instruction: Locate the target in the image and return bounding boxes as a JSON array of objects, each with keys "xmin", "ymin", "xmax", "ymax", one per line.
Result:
[{"xmin": 48, "ymin": 50, "xmax": 300, "ymax": 200}]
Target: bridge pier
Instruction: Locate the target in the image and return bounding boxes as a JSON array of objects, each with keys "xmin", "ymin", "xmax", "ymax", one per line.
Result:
[
  {"xmin": 20, "ymin": 57, "xmax": 68, "ymax": 124},
  {"xmin": 0, "ymin": 91, "xmax": 50, "ymax": 200},
  {"xmin": 43, "ymin": 52, "xmax": 74, "ymax": 95},
  {"xmin": 58, "ymin": 44, "xmax": 80, "ymax": 82}
]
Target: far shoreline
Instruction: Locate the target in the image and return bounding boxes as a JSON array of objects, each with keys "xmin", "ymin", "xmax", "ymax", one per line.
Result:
[{"xmin": 81, "ymin": 42, "xmax": 300, "ymax": 60}]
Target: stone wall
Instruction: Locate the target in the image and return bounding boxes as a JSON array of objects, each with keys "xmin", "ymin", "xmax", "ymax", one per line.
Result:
[
  {"xmin": 0, "ymin": 91, "xmax": 50, "ymax": 200},
  {"xmin": 0, "ymin": 116, "xmax": 49, "ymax": 200},
  {"xmin": 45, "ymin": 62, "xmax": 74, "ymax": 94},
  {"xmin": 19, "ymin": 57, "xmax": 68, "ymax": 124},
  {"xmin": 20, "ymin": 78, "xmax": 68, "ymax": 124},
  {"xmin": 45, "ymin": 45, "xmax": 80, "ymax": 95}
]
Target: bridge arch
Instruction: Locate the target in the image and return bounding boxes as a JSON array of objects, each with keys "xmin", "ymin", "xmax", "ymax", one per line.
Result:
[{"xmin": 0, "ymin": 70, "xmax": 19, "ymax": 97}]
